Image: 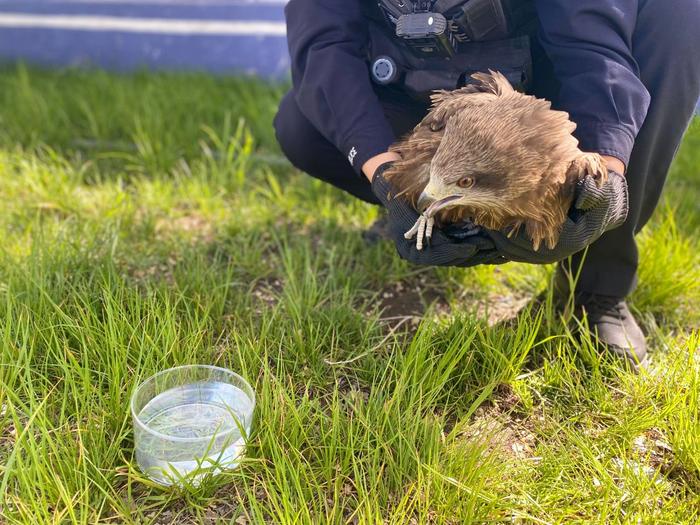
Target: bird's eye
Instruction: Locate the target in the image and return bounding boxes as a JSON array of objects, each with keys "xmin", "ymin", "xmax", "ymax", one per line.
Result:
[
  {"xmin": 429, "ymin": 121, "xmax": 444, "ymax": 132},
  {"xmin": 457, "ymin": 176, "xmax": 475, "ymax": 189}
]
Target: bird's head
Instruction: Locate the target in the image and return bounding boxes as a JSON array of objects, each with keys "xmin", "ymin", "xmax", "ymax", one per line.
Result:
[
  {"xmin": 417, "ymin": 84, "xmax": 580, "ymax": 219},
  {"xmin": 417, "ymin": 106, "xmax": 520, "ymax": 216}
]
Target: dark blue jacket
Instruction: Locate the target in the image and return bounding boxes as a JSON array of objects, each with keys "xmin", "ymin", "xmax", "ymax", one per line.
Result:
[{"xmin": 284, "ymin": 0, "xmax": 650, "ymax": 174}]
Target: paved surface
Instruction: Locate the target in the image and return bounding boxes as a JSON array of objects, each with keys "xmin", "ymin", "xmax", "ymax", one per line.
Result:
[
  {"xmin": 0, "ymin": 1, "xmax": 697, "ymax": 112},
  {"xmin": 0, "ymin": 0, "xmax": 290, "ymax": 78}
]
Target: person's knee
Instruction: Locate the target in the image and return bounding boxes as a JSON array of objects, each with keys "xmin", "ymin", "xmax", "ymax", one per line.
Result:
[
  {"xmin": 635, "ymin": 0, "xmax": 700, "ymax": 117},
  {"xmin": 272, "ymin": 93, "xmax": 301, "ymax": 164},
  {"xmin": 640, "ymin": 0, "xmax": 700, "ymax": 62},
  {"xmin": 273, "ymin": 92, "xmax": 322, "ymax": 174}
]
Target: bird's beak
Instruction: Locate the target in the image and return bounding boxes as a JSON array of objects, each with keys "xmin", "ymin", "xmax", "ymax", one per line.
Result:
[
  {"xmin": 416, "ymin": 190, "xmax": 435, "ymax": 213},
  {"xmin": 417, "ymin": 179, "xmax": 463, "ymax": 216}
]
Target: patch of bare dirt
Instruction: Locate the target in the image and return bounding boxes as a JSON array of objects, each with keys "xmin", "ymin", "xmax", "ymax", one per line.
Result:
[
  {"xmin": 376, "ymin": 277, "xmax": 450, "ymax": 328},
  {"xmin": 251, "ymin": 277, "xmax": 284, "ymax": 312},
  {"xmin": 372, "ymin": 277, "xmax": 532, "ymax": 330},
  {"xmin": 336, "ymin": 376, "xmax": 371, "ymax": 409},
  {"xmin": 606, "ymin": 430, "xmax": 678, "ymax": 494},
  {"xmin": 1, "ymin": 404, "xmax": 21, "ymax": 463},
  {"xmin": 144, "ymin": 508, "xmax": 195, "ymax": 525},
  {"xmin": 228, "ymin": 481, "xmax": 271, "ymax": 524},
  {"xmin": 0, "ymin": 417, "xmax": 14, "ymax": 461},
  {"xmin": 454, "ymin": 386, "xmax": 540, "ymax": 462},
  {"xmin": 113, "ymin": 479, "xmax": 256, "ymax": 525},
  {"xmin": 129, "ymin": 255, "xmax": 179, "ymax": 286},
  {"xmin": 473, "ymin": 292, "xmax": 532, "ymax": 326},
  {"xmin": 155, "ymin": 213, "xmax": 215, "ymax": 244},
  {"xmin": 630, "ymin": 427, "xmax": 676, "ymax": 475}
]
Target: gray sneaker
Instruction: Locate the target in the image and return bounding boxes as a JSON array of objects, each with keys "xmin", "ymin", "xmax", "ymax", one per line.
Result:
[
  {"xmin": 575, "ymin": 293, "xmax": 648, "ymax": 372},
  {"xmin": 553, "ymin": 272, "xmax": 648, "ymax": 372}
]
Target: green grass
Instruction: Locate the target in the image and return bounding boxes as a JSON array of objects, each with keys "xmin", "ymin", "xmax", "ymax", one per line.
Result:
[{"xmin": 0, "ymin": 64, "xmax": 699, "ymax": 524}]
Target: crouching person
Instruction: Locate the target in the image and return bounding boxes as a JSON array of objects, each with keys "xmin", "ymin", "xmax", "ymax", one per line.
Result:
[{"xmin": 273, "ymin": 0, "xmax": 700, "ymax": 372}]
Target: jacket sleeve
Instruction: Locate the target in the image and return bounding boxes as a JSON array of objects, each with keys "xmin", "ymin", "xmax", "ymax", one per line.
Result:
[
  {"xmin": 285, "ymin": 0, "xmax": 396, "ymax": 175},
  {"xmin": 533, "ymin": 0, "xmax": 650, "ymax": 167}
]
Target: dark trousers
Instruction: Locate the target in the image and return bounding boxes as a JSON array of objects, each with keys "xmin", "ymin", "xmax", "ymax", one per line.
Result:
[{"xmin": 274, "ymin": 0, "xmax": 700, "ymax": 298}]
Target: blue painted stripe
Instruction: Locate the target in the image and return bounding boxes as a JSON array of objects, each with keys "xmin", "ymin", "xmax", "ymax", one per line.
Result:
[
  {"xmin": 0, "ymin": 0, "xmax": 290, "ymax": 76},
  {"xmin": 0, "ymin": 2, "xmax": 285, "ymax": 21},
  {"xmin": 0, "ymin": 14, "xmax": 286, "ymax": 35},
  {"xmin": 0, "ymin": 28, "xmax": 290, "ymax": 77}
]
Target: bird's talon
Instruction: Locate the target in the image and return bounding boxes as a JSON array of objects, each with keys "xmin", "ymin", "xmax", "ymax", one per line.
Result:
[
  {"xmin": 416, "ymin": 215, "xmax": 427, "ymax": 250},
  {"xmin": 425, "ymin": 216, "xmax": 434, "ymax": 241},
  {"xmin": 405, "ymin": 214, "xmax": 437, "ymax": 250},
  {"xmin": 404, "ymin": 220, "xmax": 421, "ymax": 239}
]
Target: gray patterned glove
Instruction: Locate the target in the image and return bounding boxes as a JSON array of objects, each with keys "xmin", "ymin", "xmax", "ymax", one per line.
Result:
[
  {"xmin": 371, "ymin": 165, "xmax": 506, "ymax": 267},
  {"xmin": 478, "ymin": 171, "xmax": 629, "ymax": 264}
]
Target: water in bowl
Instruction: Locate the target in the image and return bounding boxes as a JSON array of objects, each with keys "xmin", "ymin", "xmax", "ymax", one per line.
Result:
[{"xmin": 135, "ymin": 380, "xmax": 253, "ymax": 485}]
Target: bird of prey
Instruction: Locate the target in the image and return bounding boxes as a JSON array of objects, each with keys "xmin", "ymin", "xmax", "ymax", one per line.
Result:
[{"xmin": 383, "ymin": 71, "xmax": 608, "ymax": 250}]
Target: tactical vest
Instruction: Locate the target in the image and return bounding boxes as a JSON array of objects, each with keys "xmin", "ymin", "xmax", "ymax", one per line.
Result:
[{"xmin": 366, "ymin": 0, "xmax": 537, "ymax": 99}]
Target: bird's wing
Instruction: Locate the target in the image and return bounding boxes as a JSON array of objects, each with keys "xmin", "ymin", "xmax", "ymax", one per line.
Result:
[
  {"xmin": 423, "ymin": 89, "xmax": 494, "ymax": 132},
  {"xmin": 386, "ymin": 124, "xmax": 438, "ymax": 203},
  {"xmin": 469, "ymin": 70, "xmax": 515, "ymax": 96},
  {"xmin": 423, "ymin": 70, "xmax": 513, "ymax": 131}
]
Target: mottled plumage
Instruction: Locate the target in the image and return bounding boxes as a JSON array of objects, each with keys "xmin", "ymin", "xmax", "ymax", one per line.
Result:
[{"xmin": 384, "ymin": 71, "xmax": 607, "ymax": 250}]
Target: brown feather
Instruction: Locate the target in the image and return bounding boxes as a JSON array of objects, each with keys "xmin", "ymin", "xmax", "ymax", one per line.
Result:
[{"xmin": 384, "ymin": 70, "xmax": 608, "ymax": 250}]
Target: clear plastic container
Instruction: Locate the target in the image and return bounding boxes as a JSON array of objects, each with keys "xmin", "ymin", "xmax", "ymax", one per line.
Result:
[{"xmin": 131, "ymin": 365, "xmax": 255, "ymax": 486}]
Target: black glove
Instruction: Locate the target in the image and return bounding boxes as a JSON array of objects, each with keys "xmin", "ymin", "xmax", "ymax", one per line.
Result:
[
  {"xmin": 371, "ymin": 164, "xmax": 505, "ymax": 267},
  {"xmin": 477, "ymin": 171, "xmax": 629, "ymax": 264}
]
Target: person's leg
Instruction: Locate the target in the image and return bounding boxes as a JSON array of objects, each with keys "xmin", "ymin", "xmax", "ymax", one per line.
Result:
[
  {"xmin": 538, "ymin": 0, "xmax": 700, "ymax": 371},
  {"xmin": 563, "ymin": 0, "xmax": 700, "ymax": 296},
  {"xmin": 273, "ymin": 88, "xmax": 427, "ymax": 204},
  {"xmin": 273, "ymin": 91, "xmax": 378, "ymax": 203}
]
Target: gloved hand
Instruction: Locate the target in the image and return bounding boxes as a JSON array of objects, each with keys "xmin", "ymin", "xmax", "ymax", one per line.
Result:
[
  {"xmin": 371, "ymin": 163, "xmax": 505, "ymax": 267},
  {"xmin": 477, "ymin": 171, "xmax": 629, "ymax": 264}
]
